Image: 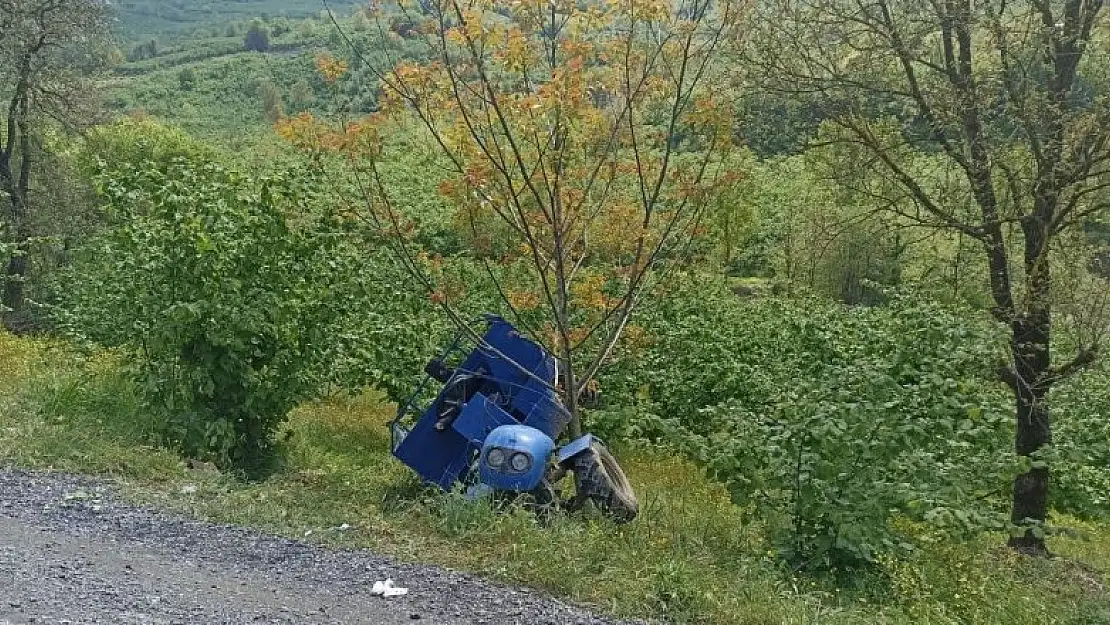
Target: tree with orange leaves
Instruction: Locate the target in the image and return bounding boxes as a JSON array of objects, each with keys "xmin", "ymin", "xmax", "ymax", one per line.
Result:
[{"xmin": 323, "ymin": 0, "xmax": 745, "ymax": 435}]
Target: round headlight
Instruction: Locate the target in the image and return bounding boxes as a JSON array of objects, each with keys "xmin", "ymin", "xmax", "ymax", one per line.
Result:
[
  {"xmin": 509, "ymin": 452, "xmax": 532, "ymax": 472},
  {"xmin": 486, "ymin": 447, "xmax": 507, "ymax": 467}
]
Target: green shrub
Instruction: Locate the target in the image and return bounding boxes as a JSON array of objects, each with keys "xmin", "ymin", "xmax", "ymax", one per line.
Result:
[
  {"xmin": 1052, "ymin": 358, "xmax": 1110, "ymax": 519},
  {"xmin": 599, "ymin": 279, "xmax": 1017, "ymax": 566},
  {"xmin": 61, "ymin": 127, "xmax": 359, "ymax": 474},
  {"xmin": 244, "ymin": 20, "xmax": 270, "ymax": 52},
  {"xmin": 177, "ymin": 67, "xmax": 196, "ymax": 90},
  {"xmin": 59, "ymin": 121, "xmax": 472, "ymax": 471}
]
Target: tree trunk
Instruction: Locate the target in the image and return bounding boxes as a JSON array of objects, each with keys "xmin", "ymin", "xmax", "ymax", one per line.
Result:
[
  {"xmin": 2, "ymin": 187, "xmax": 29, "ymax": 327},
  {"xmin": 2, "ymin": 252, "xmax": 28, "ymax": 322},
  {"xmin": 1007, "ymin": 346, "xmax": 1051, "ymax": 555},
  {"xmin": 1003, "ymin": 173, "xmax": 1057, "ymax": 555},
  {"xmin": 1, "ymin": 90, "xmax": 32, "ymax": 331},
  {"xmin": 554, "ymin": 260, "xmax": 583, "ymax": 438},
  {"xmin": 1006, "ymin": 226, "xmax": 1052, "ymax": 555},
  {"xmin": 563, "ymin": 355, "xmax": 583, "ymax": 439},
  {"xmin": 0, "ymin": 169, "xmax": 29, "ymax": 329}
]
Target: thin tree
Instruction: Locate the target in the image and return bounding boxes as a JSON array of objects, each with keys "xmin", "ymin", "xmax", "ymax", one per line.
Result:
[
  {"xmin": 749, "ymin": 0, "xmax": 1109, "ymax": 554},
  {"xmin": 320, "ymin": 0, "xmax": 744, "ymax": 435},
  {"xmin": 0, "ymin": 0, "xmax": 108, "ymax": 329}
]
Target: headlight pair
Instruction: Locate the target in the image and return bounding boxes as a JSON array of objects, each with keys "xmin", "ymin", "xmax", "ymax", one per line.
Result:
[{"xmin": 485, "ymin": 447, "xmax": 532, "ymax": 473}]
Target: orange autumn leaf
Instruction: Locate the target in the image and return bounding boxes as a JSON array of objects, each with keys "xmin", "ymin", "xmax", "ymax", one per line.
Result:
[
  {"xmin": 274, "ymin": 112, "xmax": 331, "ymax": 152},
  {"xmin": 315, "ymin": 53, "xmax": 349, "ymax": 84},
  {"xmin": 506, "ymin": 289, "xmax": 541, "ymax": 311}
]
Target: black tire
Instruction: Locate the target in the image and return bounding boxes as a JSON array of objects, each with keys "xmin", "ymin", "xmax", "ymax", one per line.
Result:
[{"xmin": 570, "ymin": 442, "xmax": 638, "ymax": 524}]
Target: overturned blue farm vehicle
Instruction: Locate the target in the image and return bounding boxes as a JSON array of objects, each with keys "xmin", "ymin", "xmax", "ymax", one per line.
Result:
[{"xmin": 390, "ymin": 315, "xmax": 638, "ymax": 523}]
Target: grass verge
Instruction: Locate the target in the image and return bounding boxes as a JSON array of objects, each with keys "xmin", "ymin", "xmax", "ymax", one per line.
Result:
[{"xmin": 0, "ymin": 332, "xmax": 1107, "ymax": 624}]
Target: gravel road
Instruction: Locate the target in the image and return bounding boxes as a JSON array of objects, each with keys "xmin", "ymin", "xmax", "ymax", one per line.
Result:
[{"xmin": 0, "ymin": 469, "xmax": 638, "ymax": 625}]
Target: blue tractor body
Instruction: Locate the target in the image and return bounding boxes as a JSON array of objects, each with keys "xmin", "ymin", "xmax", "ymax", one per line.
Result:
[
  {"xmin": 390, "ymin": 316, "xmax": 638, "ymax": 523},
  {"xmin": 392, "ymin": 315, "xmax": 575, "ymax": 492}
]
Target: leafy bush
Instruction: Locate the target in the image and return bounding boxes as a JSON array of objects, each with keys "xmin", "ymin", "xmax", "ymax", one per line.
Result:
[
  {"xmin": 60, "ymin": 125, "xmax": 360, "ymax": 473},
  {"xmin": 244, "ymin": 20, "xmax": 270, "ymax": 52},
  {"xmin": 313, "ymin": 247, "xmax": 450, "ymax": 406},
  {"xmin": 1051, "ymin": 358, "xmax": 1110, "ymax": 519},
  {"xmin": 599, "ymin": 279, "xmax": 1017, "ymax": 566},
  {"xmin": 60, "ymin": 121, "xmax": 477, "ymax": 472},
  {"xmin": 177, "ymin": 67, "xmax": 196, "ymax": 90}
]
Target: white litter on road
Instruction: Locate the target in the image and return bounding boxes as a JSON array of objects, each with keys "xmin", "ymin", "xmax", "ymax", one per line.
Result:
[{"xmin": 371, "ymin": 579, "xmax": 409, "ymax": 597}]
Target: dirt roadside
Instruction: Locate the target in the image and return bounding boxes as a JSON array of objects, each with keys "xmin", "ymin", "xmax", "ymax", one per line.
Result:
[{"xmin": 0, "ymin": 469, "xmax": 638, "ymax": 625}]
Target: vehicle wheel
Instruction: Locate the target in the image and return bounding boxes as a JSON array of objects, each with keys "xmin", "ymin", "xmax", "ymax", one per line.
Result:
[{"xmin": 570, "ymin": 442, "xmax": 638, "ymax": 524}]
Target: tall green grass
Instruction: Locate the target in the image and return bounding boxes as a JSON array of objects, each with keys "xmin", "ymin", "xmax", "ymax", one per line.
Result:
[
  {"xmin": 0, "ymin": 332, "xmax": 1107, "ymax": 624},
  {"xmin": 0, "ymin": 336, "xmax": 180, "ymax": 478}
]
